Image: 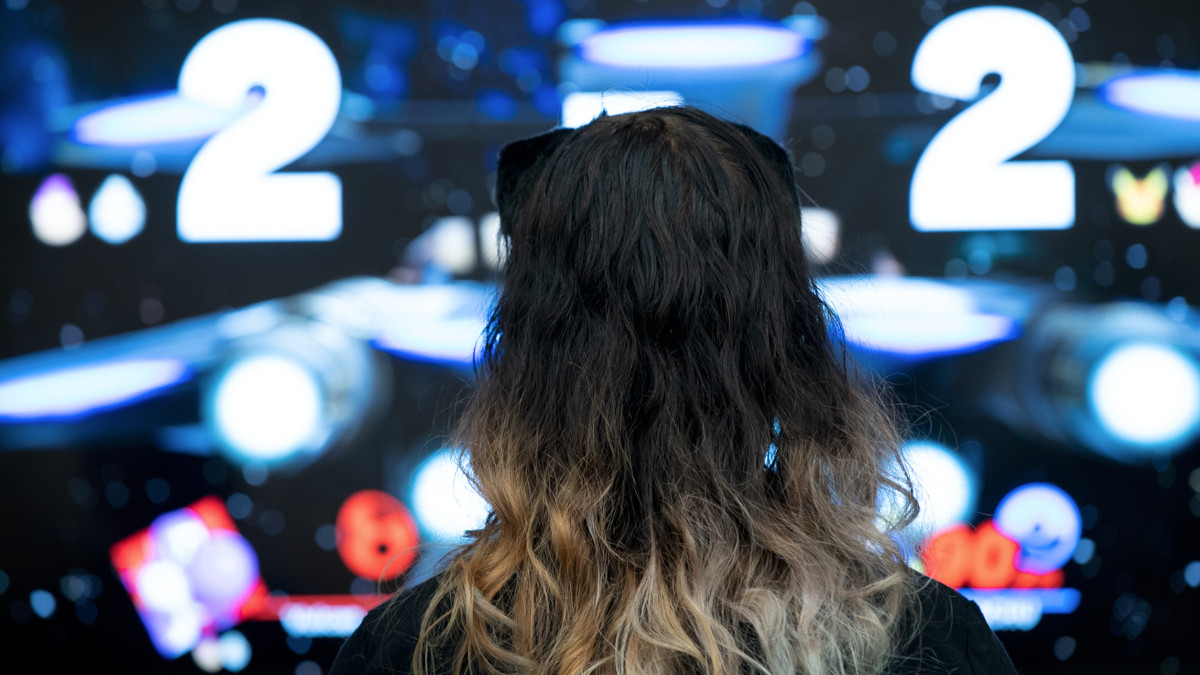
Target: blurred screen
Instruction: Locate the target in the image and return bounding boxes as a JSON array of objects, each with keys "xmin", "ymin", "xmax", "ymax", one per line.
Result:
[{"xmin": 1, "ymin": 0, "xmax": 1198, "ymax": 673}]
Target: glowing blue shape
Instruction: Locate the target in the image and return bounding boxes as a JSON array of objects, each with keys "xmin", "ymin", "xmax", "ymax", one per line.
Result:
[
  {"xmin": 30, "ymin": 589, "xmax": 57, "ymax": 619},
  {"xmin": 819, "ymin": 276, "xmax": 1019, "ymax": 358},
  {"xmin": 409, "ymin": 448, "xmax": 490, "ymax": 542},
  {"xmin": 371, "ymin": 284, "xmax": 491, "ymax": 367},
  {"xmin": 993, "ymin": 483, "xmax": 1081, "ymax": 575},
  {"xmin": 73, "ymin": 92, "xmax": 244, "ymax": 146},
  {"xmin": 218, "ymin": 630, "xmax": 252, "ymax": 672},
  {"xmin": 1099, "ymin": 71, "xmax": 1200, "ymax": 122},
  {"xmin": 208, "ymin": 354, "xmax": 324, "ymax": 463},
  {"xmin": 958, "ymin": 588, "xmax": 1080, "ymax": 632},
  {"xmin": 1087, "ymin": 341, "xmax": 1200, "ymax": 451},
  {"xmin": 579, "ymin": 23, "xmax": 806, "ymax": 69},
  {"xmin": 88, "ymin": 174, "xmax": 146, "ymax": 244},
  {"xmin": 0, "ymin": 358, "xmax": 190, "ymax": 420}
]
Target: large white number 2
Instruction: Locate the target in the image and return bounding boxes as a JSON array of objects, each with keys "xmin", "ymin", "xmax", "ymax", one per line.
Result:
[
  {"xmin": 910, "ymin": 7, "xmax": 1075, "ymax": 231},
  {"xmin": 177, "ymin": 20, "xmax": 342, "ymax": 242}
]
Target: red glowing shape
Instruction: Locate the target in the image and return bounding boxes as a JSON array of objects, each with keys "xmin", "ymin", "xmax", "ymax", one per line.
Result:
[
  {"xmin": 336, "ymin": 490, "xmax": 419, "ymax": 581},
  {"xmin": 922, "ymin": 520, "xmax": 1063, "ymax": 590}
]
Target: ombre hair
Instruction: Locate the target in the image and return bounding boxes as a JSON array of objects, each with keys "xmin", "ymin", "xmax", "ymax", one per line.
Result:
[{"xmin": 414, "ymin": 107, "xmax": 920, "ymax": 675}]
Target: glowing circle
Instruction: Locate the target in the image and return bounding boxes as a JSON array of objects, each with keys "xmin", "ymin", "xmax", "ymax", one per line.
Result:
[
  {"xmin": 187, "ymin": 531, "xmax": 260, "ymax": 615},
  {"xmin": 1088, "ymin": 342, "xmax": 1200, "ymax": 449},
  {"xmin": 409, "ymin": 448, "xmax": 491, "ymax": 542},
  {"xmin": 136, "ymin": 560, "xmax": 194, "ymax": 612},
  {"xmin": 335, "ymin": 490, "xmax": 419, "ymax": 581},
  {"xmin": 883, "ymin": 440, "xmax": 977, "ymax": 537},
  {"xmin": 29, "ymin": 174, "xmax": 86, "ymax": 246},
  {"xmin": 218, "ymin": 630, "xmax": 252, "ymax": 672},
  {"xmin": 88, "ymin": 174, "xmax": 147, "ymax": 244},
  {"xmin": 579, "ymin": 23, "xmax": 805, "ymax": 68},
  {"xmin": 993, "ymin": 483, "xmax": 1081, "ymax": 574},
  {"xmin": 151, "ymin": 509, "xmax": 211, "ymax": 564},
  {"xmin": 209, "ymin": 354, "xmax": 324, "ymax": 462}
]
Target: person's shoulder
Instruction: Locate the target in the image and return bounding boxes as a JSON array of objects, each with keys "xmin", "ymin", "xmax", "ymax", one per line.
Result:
[
  {"xmin": 887, "ymin": 573, "xmax": 1020, "ymax": 674},
  {"xmin": 330, "ymin": 573, "xmax": 446, "ymax": 675}
]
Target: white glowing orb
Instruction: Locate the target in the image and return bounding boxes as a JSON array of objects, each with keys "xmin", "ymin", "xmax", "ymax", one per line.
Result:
[
  {"xmin": 136, "ymin": 560, "xmax": 193, "ymax": 612},
  {"xmin": 1088, "ymin": 342, "xmax": 1200, "ymax": 449},
  {"xmin": 801, "ymin": 207, "xmax": 840, "ymax": 265},
  {"xmin": 579, "ymin": 23, "xmax": 805, "ymax": 69},
  {"xmin": 210, "ymin": 354, "xmax": 324, "ymax": 461},
  {"xmin": 882, "ymin": 440, "xmax": 977, "ymax": 537},
  {"xmin": 423, "ymin": 216, "xmax": 478, "ymax": 274},
  {"xmin": 29, "ymin": 174, "xmax": 86, "ymax": 246},
  {"xmin": 151, "ymin": 509, "xmax": 211, "ymax": 564},
  {"xmin": 88, "ymin": 174, "xmax": 146, "ymax": 244},
  {"xmin": 410, "ymin": 448, "xmax": 491, "ymax": 541},
  {"xmin": 562, "ymin": 90, "xmax": 684, "ymax": 128}
]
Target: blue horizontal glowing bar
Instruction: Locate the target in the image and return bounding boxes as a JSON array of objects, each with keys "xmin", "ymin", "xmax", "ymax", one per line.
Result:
[
  {"xmin": 73, "ymin": 92, "xmax": 243, "ymax": 147},
  {"xmin": 579, "ymin": 23, "xmax": 806, "ymax": 69},
  {"xmin": 0, "ymin": 358, "xmax": 191, "ymax": 420},
  {"xmin": 1098, "ymin": 71, "xmax": 1200, "ymax": 122},
  {"xmin": 958, "ymin": 587, "xmax": 1081, "ymax": 615}
]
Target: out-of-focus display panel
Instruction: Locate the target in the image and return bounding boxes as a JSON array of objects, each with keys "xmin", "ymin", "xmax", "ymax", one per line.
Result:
[{"xmin": 1, "ymin": 1, "xmax": 1198, "ymax": 673}]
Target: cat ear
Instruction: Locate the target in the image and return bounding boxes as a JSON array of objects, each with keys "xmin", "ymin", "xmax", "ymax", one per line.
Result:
[{"xmin": 496, "ymin": 128, "xmax": 574, "ymax": 235}]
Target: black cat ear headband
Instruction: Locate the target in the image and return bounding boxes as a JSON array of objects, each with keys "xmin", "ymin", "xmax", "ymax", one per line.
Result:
[{"xmin": 494, "ymin": 114, "xmax": 797, "ymax": 235}]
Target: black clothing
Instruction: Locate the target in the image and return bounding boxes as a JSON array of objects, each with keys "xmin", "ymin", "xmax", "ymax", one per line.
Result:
[{"xmin": 332, "ymin": 573, "xmax": 1018, "ymax": 674}]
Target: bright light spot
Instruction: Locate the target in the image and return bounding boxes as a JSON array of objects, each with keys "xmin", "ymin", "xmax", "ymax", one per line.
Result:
[
  {"xmin": 410, "ymin": 448, "xmax": 491, "ymax": 542},
  {"xmin": 801, "ymin": 207, "xmax": 840, "ymax": 264},
  {"xmin": 219, "ymin": 630, "xmax": 252, "ymax": 672},
  {"xmin": 30, "ymin": 589, "xmax": 56, "ymax": 619},
  {"xmin": 413, "ymin": 217, "xmax": 477, "ymax": 274},
  {"xmin": 29, "ymin": 174, "xmax": 86, "ymax": 246},
  {"xmin": 579, "ymin": 23, "xmax": 806, "ymax": 69},
  {"xmin": 562, "ymin": 90, "xmax": 684, "ymax": 128},
  {"xmin": 882, "ymin": 440, "xmax": 977, "ymax": 537},
  {"xmin": 188, "ymin": 532, "xmax": 260, "ymax": 613},
  {"xmin": 193, "ymin": 637, "xmax": 223, "ymax": 673},
  {"xmin": 1088, "ymin": 342, "xmax": 1200, "ymax": 449},
  {"xmin": 1185, "ymin": 561, "xmax": 1200, "ymax": 587},
  {"xmin": 994, "ymin": 483, "xmax": 1081, "ymax": 574},
  {"xmin": 88, "ymin": 175, "xmax": 146, "ymax": 244},
  {"xmin": 478, "ymin": 212, "xmax": 505, "ymax": 269},
  {"xmin": 210, "ymin": 354, "xmax": 324, "ymax": 462},
  {"xmin": 818, "ymin": 276, "xmax": 1018, "ymax": 357},
  {"xmin": 1099, "ymin": 71, "xmax": 1200, "ymax": 122},
  {"xmin": 161, "ymin": 606, "xmax": 204, "ymax": 657},
  {"xmin": 136, "ymin": 560, "xmax": 194, "ymax": 612},
  {"xmin": 73, "ymin": 92, "xmax": 245, "ymax": 146},
  {"xmin": 280, "ymin": 602, "xmax": 367, "ymax": 637},
  {"xmin": 1173, "ymin": 163, "xmax": 1200, "ymax": 229},
  {"xmin": 0, "ymin": 358, "xmax": 190, "ymax": 420},
  {"xmin": 152, "ymin": 509, "xmax": 211, "ymax": 564},
  {"xmin": 372, "ymin": 283, "xmax": 491, "ymax": 366}
]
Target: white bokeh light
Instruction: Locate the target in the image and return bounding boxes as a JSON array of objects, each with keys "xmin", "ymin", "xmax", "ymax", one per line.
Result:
[
  {"xmin": 410, "ymin": 448, "xmax": 491, "ymax": 542},
  {"xmin": 210, "ymin": 354, "xmax": 324, "ymax": 462},
  {"xmin": 1088, "ymin": 342, "xmax": 1200, "ymax": 449}
]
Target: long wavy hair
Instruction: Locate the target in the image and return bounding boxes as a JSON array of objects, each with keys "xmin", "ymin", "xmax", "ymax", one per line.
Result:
[{"xmin": 414, "ymin": 106, "xmax": 919, "ymax": 675}]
